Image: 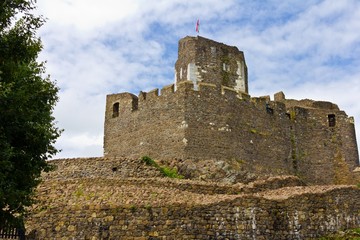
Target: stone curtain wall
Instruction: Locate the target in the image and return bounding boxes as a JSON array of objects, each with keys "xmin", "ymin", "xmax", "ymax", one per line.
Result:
[
  {"xmin": 26, "ymin": 185, "xmax": 360, "ymax": 239},
  {"xmin": 42, "ymin": 157, "xmax": 164, "ymax": 180},
  {"xmin": 41, "ymin": 157, "xmax": 306, "ymax": 195},
  {"xmin": 103, "ymin": 81, "xmax": 359, "ymax": 185},
  {"xmin": 182, "ymin": 82, "xmax": 358, "ymax": 185},
  {"xmin": 182, "ymin": 83, "xmax": 293, "ymax": 178}
]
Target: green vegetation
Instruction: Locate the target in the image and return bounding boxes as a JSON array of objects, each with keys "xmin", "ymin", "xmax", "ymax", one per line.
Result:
[
  {"xmin": 290, "ymin": 130, "xmax": 298, "ymax": 173},
  {"xmin": 0, "ymin": 0, "xmax": 61, "ymax": 225},
  {"xmin": 129, "ymin": 205, "xmax": 137, "ymax": 213},
  {"xmin": 142, "ymin": 156, "xmax": 159, "ymax": 168},
  {"xmin": 74, "ymin": 186, "xmax": 84, "ymax": 198},
  {"xmin": 160, "ymin": 166, "xmax": 183, "ymax": 179},
  {"xmin": 220, "ymin": 56, "xmax": 231, "ymax": 86},
  {"xmin": 221, "ymin": 55, "xmax": 230, "ymax": 64},
  {"xmin": 331, "ymin": 134, "xmax": 338, "ymax": 143},
  {"xmin": 289, "ymin": 110, "xmax": 296, "ymax": 121},
  {"xmin": 141, "ymin": 156, "xmax": 184, "ymax": 179},
  {"xmin": 317, "ymin": 228, "xmax": 360, "ymax": 239},
  {"xmin": 221, "ymin": 70, "xmax": 230, "ymax": 86},
  {"xmin": 235, "ymin": 158, "xmax": 245, "ymax": 165},
  {"xmin": 145, "ymin": 204, "xmax": 152, "ymax": 211},
  {"xmin": 333, "ymin": 149, "xmax": 354, "ymax": 185},
  {"xmin": 249, "ymin": 128, "xmax": 269, "ymax": 137}
]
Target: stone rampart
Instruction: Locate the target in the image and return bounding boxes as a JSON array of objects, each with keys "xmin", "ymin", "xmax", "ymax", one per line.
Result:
[
  {"xmin": 25, "ymin": 157, "xmax": 360, "ymax": 240},
  {"xmin": 26, "ymin": 178, "xmax": 360, "ymax": 239},
  {"xmin": 43, "ymin": 157, "xmax": 164, "ymax": 180},
  {"xmin": 43, "ymin": 157, "xmax": 304, "ymax": 195}
]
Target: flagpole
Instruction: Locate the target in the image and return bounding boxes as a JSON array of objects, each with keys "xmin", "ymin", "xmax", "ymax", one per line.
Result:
[{"xmin": 196, "ymin": 19, "xmax": 200, "ymax": 35}]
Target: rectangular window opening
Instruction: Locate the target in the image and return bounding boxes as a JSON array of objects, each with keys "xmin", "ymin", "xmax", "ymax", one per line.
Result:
[
  {"xmin": 328, "ymin": 114, "xmax": 336, "ymax": 127},
  {"xmin": 112, "ymin": 102, "xmax": 119, "ymax": 118}
]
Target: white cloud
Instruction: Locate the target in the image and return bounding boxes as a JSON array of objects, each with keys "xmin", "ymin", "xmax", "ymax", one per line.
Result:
[
  {"xmin": 55, "ymin": 132, "xmax": 103, "ymax": 158},
  {"xmin": 37, "ymin": 0, "xmax": 139, "ymax": 31},
  {"xmin": 33, "ymin": 0, "xmax": 360, "ymax": 159}
]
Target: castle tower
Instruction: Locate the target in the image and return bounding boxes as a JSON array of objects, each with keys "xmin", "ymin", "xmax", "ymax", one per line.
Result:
[{"xmin": 175, "ymin": 36, "xmax": 248, "ymax": 93}]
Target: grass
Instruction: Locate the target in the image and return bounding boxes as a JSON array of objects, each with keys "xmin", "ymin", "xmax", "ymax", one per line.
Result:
[
  {"xmin": 141, "ymin": 156, "xmax": 184, "ymax": 179},
  {"xmin": 129, "ymin": 205, "xmax": 137, "ymax": 213},
  {"xmin": 159, "ymin": 166, "xmax": 184, "ymax": 179},
  {"xmin": 142, "ymin": 156, "xmax": 159, "ymax": 168},
  {"xmin": 74, "ymin": 185, "xmax": 84, "ymax": 198},
  {"xmin": 317, "ymin": 228, "xmax": 360, "ymax": 240},
  {"xmin": 250, "ymin": 129, "xmax": 257, "ymax": 134}
]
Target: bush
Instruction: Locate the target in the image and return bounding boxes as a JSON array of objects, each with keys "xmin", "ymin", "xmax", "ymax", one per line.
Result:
[
  {"xmin": 141, "ymin": 156, "xmax": 184, "ymax": 179},
  {"xmin": 141, "ymin": 156, "xmax": 159, "ymax": 168},
  {"xmin": 160, "ymin": 166, "xmax": 184, "ymax": 179}
]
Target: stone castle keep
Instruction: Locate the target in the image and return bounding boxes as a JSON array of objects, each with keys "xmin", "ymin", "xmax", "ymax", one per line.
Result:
[
  {"xmin": 24, "ymin": 36, "xmax": 360, "ymax": 239},
  {"xmin": 104, "ymin": 36, "xmax": 359, "ymax": 185}
]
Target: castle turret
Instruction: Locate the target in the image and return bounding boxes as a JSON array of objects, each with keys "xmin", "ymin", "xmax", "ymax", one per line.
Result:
[{"xmin": 175, "ymin": 36, "xmax": 248, "ymax": 93}]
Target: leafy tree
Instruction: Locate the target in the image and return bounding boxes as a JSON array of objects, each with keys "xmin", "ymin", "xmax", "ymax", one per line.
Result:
[{"xmin": 0, "ymin": 0, "xmax": 61, "ymax": 225}]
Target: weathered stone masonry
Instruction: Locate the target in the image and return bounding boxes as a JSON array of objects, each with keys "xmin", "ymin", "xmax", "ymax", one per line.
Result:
[
  {"xmin": 104, "ymin": 36, "xmax": 359, "ymax": 185},
  {"xmin": 175, "ymin": 36, "xmax": 248, "ymax": 92},
  {"xmin": 26, "ymin": 157, "xmax": 360, "ymax": 240},
  {"xmin": 24, "ymin": 36, "xmax": 360, "ymax": 239},
  {"xmin": 29, "ymin": 194, "xmax": 354, "ymax": 239}
]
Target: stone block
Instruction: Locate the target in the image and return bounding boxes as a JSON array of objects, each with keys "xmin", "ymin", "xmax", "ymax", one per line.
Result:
[{"xmin": 274, "ymin": 91, "xmax": 285, "ymax": 101}]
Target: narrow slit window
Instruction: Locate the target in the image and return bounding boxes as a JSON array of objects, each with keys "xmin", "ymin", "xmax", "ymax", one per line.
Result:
[
  {"xmin": 112, "ymin": 102, "xmax": 119, "ymax": 118},
  {"xmin": 266, "ymin": 103, "xmax": 274, "ymax": 114},
  {"xmin": 328, "ymin": 114, "xmax": 336, "ymax": 127}
]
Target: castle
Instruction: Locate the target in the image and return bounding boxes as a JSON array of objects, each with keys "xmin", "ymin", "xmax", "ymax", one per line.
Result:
[
  {"xmin": 104, "ymin": 36, "xmax": 359, "ymax": 185},
  {"xmin": 24, "ymin": 36, "xmax": 360, "ymax": 239}
]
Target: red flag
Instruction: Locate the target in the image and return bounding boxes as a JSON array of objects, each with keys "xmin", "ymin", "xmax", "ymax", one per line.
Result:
[{"xmin": 196, "ymin": 19, "xmax": 200, "ymax": 33}]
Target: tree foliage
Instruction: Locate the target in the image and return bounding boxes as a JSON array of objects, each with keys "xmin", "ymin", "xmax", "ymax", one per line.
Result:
[{"xmin": 0, "ymin": 0, "xmax": 61, "ymax": 225}]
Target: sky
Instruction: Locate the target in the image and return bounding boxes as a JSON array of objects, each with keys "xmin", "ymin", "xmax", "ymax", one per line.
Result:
[{"xmin": 34, "ymin": 0, "xmax": 360, "ymax": 159}]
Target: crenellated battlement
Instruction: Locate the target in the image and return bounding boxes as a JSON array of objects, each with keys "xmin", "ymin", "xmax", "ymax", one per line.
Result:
[
  {"xmin": 108, "ymin": 82, "xmax": 249, "ymax": 116},
  {"xmin": 107, "ymin": 81, "xmax": 345, "ymax": 122}
]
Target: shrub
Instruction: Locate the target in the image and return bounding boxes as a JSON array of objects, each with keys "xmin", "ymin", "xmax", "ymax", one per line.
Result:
[
  {"xmin": 141, "ymin": 156, "xmax": 184, "ymax": 179},
  {"xmin": 141, "ymin": 156, "xmax": 159, "ymax": 168},
  {"xmin": 160, "ymin": 166, "xmax": 184, "ymax": 179}
]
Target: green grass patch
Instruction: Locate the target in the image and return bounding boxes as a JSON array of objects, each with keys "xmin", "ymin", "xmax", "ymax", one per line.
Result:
[
  {"xmin": 129, "ymin": 205, "xmax": 137, "ymax": 213},
  {"xmin": 250, "ymin": 129, "xmax": 257, "ymax": 134},
  {"xmin": 317, "ymin": 228, "xmax": 360, "ymax": 239},
  {"xmin": 141, "ymin": 156, "xmax": 184, "ymax": 179},
  {"xmin": 141, "ymin": 156, "xmax": 159, "ymax": 167},
  {"xmin": 160, "ymin": 166, "xmax": 184, "ymax": 179},
  {"xmin": 73, "ymin": 185, "xmax": 84, "ymax": 198}
]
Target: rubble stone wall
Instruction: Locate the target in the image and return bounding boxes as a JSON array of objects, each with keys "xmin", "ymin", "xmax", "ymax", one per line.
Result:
[{"xmin": 26, "ymin": 185, "xmax": 360, "ymax": 240}]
